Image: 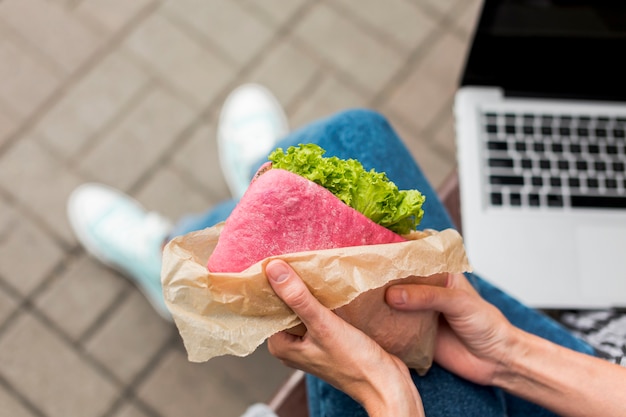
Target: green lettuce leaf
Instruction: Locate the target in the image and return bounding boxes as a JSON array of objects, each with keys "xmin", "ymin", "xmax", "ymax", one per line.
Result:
[{"xmin": 268, "ymin": 144, "xmax": 425, "ymax": 235}]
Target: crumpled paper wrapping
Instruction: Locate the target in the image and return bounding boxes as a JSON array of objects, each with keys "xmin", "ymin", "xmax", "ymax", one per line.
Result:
[{"xmin": 161, "ymin": 223, "xmax": 471, "ymax": 375}]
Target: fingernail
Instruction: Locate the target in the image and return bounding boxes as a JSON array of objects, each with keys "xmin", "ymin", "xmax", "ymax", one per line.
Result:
[
  {"xmin": 387, "ymin": 288, "xmax": 407, "ymax": 306},
  {"xmin": 266, "ymin": 261, "xmax": 290, "ymax": 283}
]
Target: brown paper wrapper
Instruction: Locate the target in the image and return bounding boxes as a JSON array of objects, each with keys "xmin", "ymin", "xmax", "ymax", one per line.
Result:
[{"xmin": 161, "ymin": 223, "xmax": 471, "ymax": 375}]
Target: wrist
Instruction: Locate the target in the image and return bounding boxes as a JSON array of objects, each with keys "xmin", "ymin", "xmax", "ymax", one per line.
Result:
[
  {"xmin": 491, "ymin": 326, "xmax": 530, "ymax": 389},
  {"xmin": 358, "ymin": 360, "xmax": 424, "ymax": 417}
]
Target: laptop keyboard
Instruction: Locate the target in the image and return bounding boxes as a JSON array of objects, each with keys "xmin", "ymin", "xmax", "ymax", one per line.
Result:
[{"xmin": 483, "ymin": 112, "xmax": 626, "ymax": 209}]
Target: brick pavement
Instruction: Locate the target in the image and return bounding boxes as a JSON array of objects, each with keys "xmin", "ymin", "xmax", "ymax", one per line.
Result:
[{"xmin": 0, "ymin": 0, "xmax": 482, "ymax": 416}]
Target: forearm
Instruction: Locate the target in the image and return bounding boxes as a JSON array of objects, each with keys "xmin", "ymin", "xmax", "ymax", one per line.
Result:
[{"xmin": 495, "ymin": 328, "xmax": 626, "ymax": 417}]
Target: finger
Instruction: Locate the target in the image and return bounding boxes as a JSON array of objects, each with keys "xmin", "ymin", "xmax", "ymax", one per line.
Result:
[
  {"xmin": 267, "ymin": 331, "xmax": 305, "ymax": 368},
  {"xmin": 265, "ymin": 260, "xmax": 328, "ymax": 329},
  {"xmin": 385, "ymin": 282, "xmax": 474, "ymax": 318}
]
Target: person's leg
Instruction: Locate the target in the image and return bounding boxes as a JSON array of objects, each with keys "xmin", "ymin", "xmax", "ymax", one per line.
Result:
[{"xmin": 254, "ymin": 109, "xmax": 592, "ymax": 417}]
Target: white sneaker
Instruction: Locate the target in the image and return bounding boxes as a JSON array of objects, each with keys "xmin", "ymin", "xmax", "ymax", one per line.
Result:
[
  {"xmin": 240, "ymin": 403, "xmax": 278, "ymax": 417},
  {"xmin": 67, "ymin": 183, "xmax": 173, "ymax": 321},
  {"xmin": 218, "ymin": 83, "xmax": 289, "ymax": 199}
]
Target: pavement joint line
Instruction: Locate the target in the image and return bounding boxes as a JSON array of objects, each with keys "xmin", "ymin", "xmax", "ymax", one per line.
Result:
[
  {"xmin": 0, "ymin": 370, "xmax": 48, "ymax": 417},
  {"xmin": 124, "ymin": 0, "xmax": 318, "ymax": 198},
  {"xmin": 0, "ymin": 0, "xmax": 161, "ymax": 159},
  {"xmin": 161, "ymin": 6, "xmax": 242, "ymax": 68},
  {"xmin": 64, "ymin": 80, "xmax": 156, "ymax": 172},
  {"xmin": 321, "ymin": 0, "xmax": 409, "ymax": 56},
  {"xmin": 0, "ymin": 16, "xmax": 67, "ymax": 79},
  {"xmin": 284, "ymin": 68, "xmax": 326, "ymax": 119},
  {"xmin": 99, "ymin": 329, "xmax": 179, "ymax": 417},
  {"xmin": 0, "ymin": 184, "xmax": 76, "ymax": 249},
  {"xmin": 75, "ymin": 273, "xmax": 135, "ymax": 346},
  {"xmin": 369, "ymin": 19, "xmax": 449, "ymax": 109},
  {"xmin": 287, "ymin": 33, "xmax": 375, "ymax": 101}
]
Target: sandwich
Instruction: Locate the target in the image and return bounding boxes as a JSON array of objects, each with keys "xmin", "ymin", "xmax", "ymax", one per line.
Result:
[
  {"xmin": 162, "ymin": 143, "xmax": 470, "ymax": 374},
  {"xmin": 207, "ymin": 143, "xmax": 426, "ymax": 273}
]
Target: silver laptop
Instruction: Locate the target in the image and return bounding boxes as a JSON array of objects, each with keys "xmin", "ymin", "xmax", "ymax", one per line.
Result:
[{"xmin": 454, "ymin": 0, "xmax": 626, "ymax": 308}]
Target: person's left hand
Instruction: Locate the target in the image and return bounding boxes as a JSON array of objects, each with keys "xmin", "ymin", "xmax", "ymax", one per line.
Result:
[{"xmin": 265, "ymin": 259, "xmax": 424, "ymax": 417}]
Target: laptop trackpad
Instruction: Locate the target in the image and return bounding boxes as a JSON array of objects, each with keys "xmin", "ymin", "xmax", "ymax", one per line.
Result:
[{"xmin": 576, "ymin": 225, "xmax": 626, "ymax": 303}]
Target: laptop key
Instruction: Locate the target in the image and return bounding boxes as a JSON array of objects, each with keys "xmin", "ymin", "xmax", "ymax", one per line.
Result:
[
  {"xmin": 547, "ymin": 194, "xmax": 564, "ymax": 207},
  {"xmin": 587, "ymin": 178, "xmax": 599, "ymax": 188},
  {"xmin": 571, "ymin": 195, "xmax": 626, "ymax": 209},
  {"xmin": 570, "ymin": 143, "xmax": 582, "ymax": 153},
  {"xmin": 488, "ymin": 158, "xmax": 514, "ymax": 168},
  {"xmin": 528, "ymin": 193, "xmax": 541, "ymax": 206},
  {"xmin": 490, "ymin": 175, "xmax": 525, "ymax": 185},
  {"xmin": 487, "ymin": 141, "xmax": 508, "ymax": 150},
  {"xmin": 491, "ymin": 192, "xmax": 503, "ymax": 205},
  {"xmin": 606, "ymin": 178, "xmax": 618, "ymax": 189},
  {"xmin": 510, "ymin": 193, "xmax": 522, "ymax": 206},
  {"xmin": 569, "ymin": 177, "xmax": 581, "ymax": 188}
]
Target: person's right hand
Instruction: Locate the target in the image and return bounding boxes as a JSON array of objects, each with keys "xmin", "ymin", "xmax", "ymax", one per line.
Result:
[{"xmin": 385, "ymin": 273, "xmax": 518, "ymax": 386}]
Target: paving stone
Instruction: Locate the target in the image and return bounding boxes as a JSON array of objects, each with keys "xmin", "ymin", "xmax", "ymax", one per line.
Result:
[
  {"xmin": 36, "ymin": 51, "xmax": 149, "ymax": 160},
  {"xmin": 125, "ymin": 13, "xmax": 234, "ymax": 108},
  {"xmin": 0, "ymin": 36, "xmax": 61, "ymax": 118},
  {"xmin": 0, "ymin": 201, "xmax": 64, "ymax": 296},
  {"xmin": 245, "ymin": 39, "xmax": 320, "ymax": 109},
  {"xmin": 332, "ymin": 0, "xmax": 437, "ymax": 52},
  {"xmin": 137, "ymin": 345, "xmax": 290, "ymax": 417},
  {"xmin": 78, "ymin": 88, "xmax": 196, "ymax": 191},
  {"xmin": 0, "ymin": 283, "xmax": 19, "ymax": 326},
  {"xmin": 0, "ymin": 385, "xmax": 37, "ymax": 417},
  {"xmin": 421, "ymin": 0, "xmax": 465, "ymax": 16},
  {"xmin": 34, "ymin": 255, "xmax": 127, "ymax": 341},
  {"xmin": 76, "ymin": 0, "xmax": 155, "ymax": 33},
  {"xmin": 430, "ymin": 105, "xmax": 458, "ymax": 159},
  {"xmin": 293, "ymin": 3, "xmax": 404, "ymax": 96},
  {"xmin": 241, "ymin": 0, "xmax": 310, "ymax": 27},
  {"xmin": 0, "ymin": 135, "xmax": 85, "ymax": 244},
  {"xmin": 135, "ymin": 166, "xmax": 214, "ymax": 223},
  {"xmin": 164, "ymin": 0, "xmax": 273, "ymax": 65},
  {"xmin": 450, "ymin": 0, "xmax": 483, "ymax": 37},
  {"xmin": 0, "ymin": 311, "xmax": 118, "ymax": 417},
  {"xmin": 110, "ymin": 400, "xmax": 151, "ymax": 417},
  {"xmin": 290, "ymin": 73, "xmax": 367, "ymax": 130},
  {"xmin": 0, "ymin": 105, "xmax": 18, "ymax": 147},
  {"xmin": 170, "ymin": 121, "xmax": 231, "ymax": 203},
  {"xmin": 382, "ymin": 31, "xmax": 468, "ymax": 133},
  {"xmin": 0, "ymin": 0, "xmax": 103, "ymax": 74},
  {"xmin": 390, "ymin": 116, "xmax": 453, "ymax": 188},
  {"xmin": 84, "ymin": 290, "xmax": 172, "ymax": 384}
]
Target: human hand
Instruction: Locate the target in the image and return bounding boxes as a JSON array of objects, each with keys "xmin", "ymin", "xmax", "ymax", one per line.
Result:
[
  {"xmin": 386, "ymin": 273, "xmax": 516, "ymax": 386},
  {"xmin": 265, "ymin": 259, "xmax": 424, "ymax": 417}
]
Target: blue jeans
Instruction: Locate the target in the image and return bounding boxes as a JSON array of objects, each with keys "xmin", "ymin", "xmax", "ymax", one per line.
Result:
[{"xmin": 170, "ymin": 109, "xmax": 596, "ymax": 417}]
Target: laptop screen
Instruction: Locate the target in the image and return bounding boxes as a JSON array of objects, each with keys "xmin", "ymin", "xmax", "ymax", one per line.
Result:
[{"xmin": 461, "ymin": 0, "xmax": 626, "ymax": 102}]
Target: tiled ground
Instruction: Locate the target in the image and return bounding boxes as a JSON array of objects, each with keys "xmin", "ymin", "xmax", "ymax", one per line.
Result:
[{"xmin": 0, "ymin": 0, "xmax": 483, "ymax": 416}]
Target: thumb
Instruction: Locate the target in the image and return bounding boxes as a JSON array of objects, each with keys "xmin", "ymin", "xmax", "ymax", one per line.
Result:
[{"xmin": 265, "ymin": 260, "xmax": 325, "ymax": 327}]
